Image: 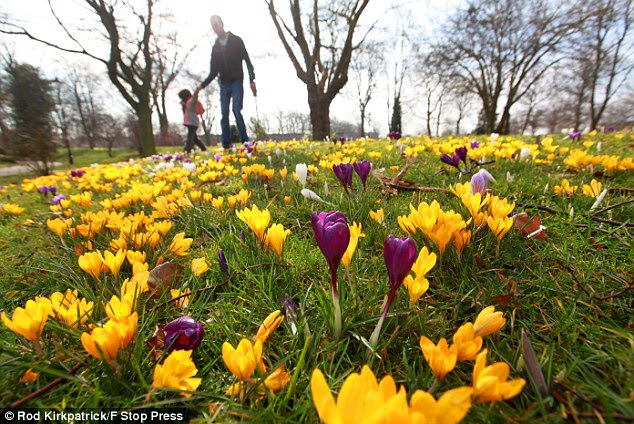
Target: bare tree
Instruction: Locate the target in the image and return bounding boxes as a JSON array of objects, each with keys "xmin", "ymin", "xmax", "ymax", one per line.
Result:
[
  {"xmin": 265, "ymin": 0, "xmax": 372, "ymax": 139},
  {"xmin": 418, "ymin": 71, "xmax": 447, "ymax": 137},
  {"xmin": 1, "ymin": 0, "xmax": 157, "ymax": 156},
  {"xmin": 450, "ymin": 85, "xmax": 474, "ymax": 135},
  {"xmin": 430, "ymin": 0, "xmax": 581, "ymax": 134},
  {"xmin": 52, "ymin": 79, "xmax": 74, "ymax": 164},
  {"xmin": 349, "ymin": 41, "xmax": 382, "ymax": 137},
  {"xmin": 582, "ymin": 0, "xmax": 634, "ymax": 130},
  {"xmin": 151, "ymin": 26, "xmax": 196, "ymax": 144},
  {"xmin": 69, "ymin": 71, "xmax": 103, "ymax": 150}
]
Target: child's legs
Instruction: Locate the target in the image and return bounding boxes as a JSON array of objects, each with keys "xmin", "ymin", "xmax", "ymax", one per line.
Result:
[{"xmin": 184, "ymin": 125, "xmax": 197, "ymax": 153}]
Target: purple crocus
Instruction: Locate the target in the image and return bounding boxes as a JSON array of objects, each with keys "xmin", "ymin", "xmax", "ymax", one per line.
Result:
[
  {"xmin": 48, "ymin": 186, "xmax": 57, "ymax": 196},
  {"xmin": 369, "ymin": 235, "xmax": 417, "ymax": 349},
  {"xmin": 353, "ymin": 160, "xmax": 372, "ymax": 192},
  {"xmin": 218, "ymin": 249, "xmax": 229, "ymax": 277},
  {"xmin": 282, "ymin": 296, "xmax": 299, "ymax": 335},
  {"xmin": 214, "ymin": 154, "xmax": 223, "ymax": 162},
  {"xmin": 164, "ymin": 316, "xmax": 204, "ymax": 352},
  {"xmin": 332, "ymin": 163, "xmax": 354, "ymax": 194},
  {"xmin": 569, "ymin": 131, "xmax": 582, "ymax": 141},
  {"xmin": 470, "ymin": 170, "xmax": 488, "ymax": 196},
  {"xmin": 70, "ymin": 169, "xmax": 85, "ymax": 178},
  {"xmin": 239, "ymin": 230, "xmax": 246, "ymax": 242},
  {"xmin": 39, "ymin": 186, "xmax": 50, "ymax": 196},
  {"xmin": 470, "ymin": 140, "xmax": 481, "ymax": 149},
  {"xmin": 440, "ymin": 153, "xmax": 461, "ymax": 170},
  {"xmin": 52, "ymin": 194, "xmax": 67, "ymax": 205},
  {"xmin": 388, "ymin": 131, "xmax": 401, "ymax": 140},
  {"xmin": 311, "ymin": 211, "xmax": 350, "ymax": 338},
  {"xmin": 455, "ymin": 146, "xmax": 468, "ymax": 164}
]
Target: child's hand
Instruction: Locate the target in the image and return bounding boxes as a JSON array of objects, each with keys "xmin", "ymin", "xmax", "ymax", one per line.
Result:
[{"xmin": 194, "ymin": 86, "xmax": 201, "ymax": 96}]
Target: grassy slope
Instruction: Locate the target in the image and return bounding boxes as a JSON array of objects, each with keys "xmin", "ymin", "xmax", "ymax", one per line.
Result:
[{"xmin": 0, "ymin": 135, "xmax": 632, "ymax": 422}]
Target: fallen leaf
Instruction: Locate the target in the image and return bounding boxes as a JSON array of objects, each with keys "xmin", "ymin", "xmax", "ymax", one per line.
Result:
[
  {"xmin": 146, "ymin": 323, "xmax": 166, "ymax": 361},
  {"xmin": 73, "ymin": 243, "xmax": 85, "ymax": 256},
  {"xmin": 521, "ymin": 329, "xmax": 549, "ymax": 398},
  {"xmin": 147, "ymin": 262, "xmax": 183, "ymax": 298},
  {"xmin": 491, "ymin": 293, "xmax": 514, "ymax": 306},
  {"xmin": 514, "ymin": 212, "xmax": 547, "ymax": 240}
]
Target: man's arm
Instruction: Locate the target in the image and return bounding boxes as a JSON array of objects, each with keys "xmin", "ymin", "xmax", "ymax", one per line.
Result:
[
  {"xmin": 240, "ymin": 38, "xmax": 256, "ymax": 95},
  {"xmin": 200, "ymin": 48, "xmax": 218, "ymax": 89}
]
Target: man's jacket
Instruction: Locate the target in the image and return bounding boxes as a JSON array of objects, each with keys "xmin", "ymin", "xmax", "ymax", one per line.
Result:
[{"xmin": 201, "ymin": 32, "xmax": 255, "ymax": 87}]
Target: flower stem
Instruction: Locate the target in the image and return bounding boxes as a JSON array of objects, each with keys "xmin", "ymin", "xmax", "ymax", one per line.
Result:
[
  {"xmin": 369, "ymin": 294, "xmax": 392, "ymax": 350},
  {"xmin": 333, "ymin": 289, "xmax": 342, "ymax": 339},
  {"xmin": 428, "ymin": 379, "xmax": 440, "ymax": 395}
]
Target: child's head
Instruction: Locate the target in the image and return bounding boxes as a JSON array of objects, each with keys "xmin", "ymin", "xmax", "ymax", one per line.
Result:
[{"xmin": 178, "ymin": 89, "xmax": 192, "ymax": 103}]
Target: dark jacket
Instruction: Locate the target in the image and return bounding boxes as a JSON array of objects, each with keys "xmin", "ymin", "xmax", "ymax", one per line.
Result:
[{"xmin": 201, "ymin": 32, "xmax": 255, "ymax": 88}]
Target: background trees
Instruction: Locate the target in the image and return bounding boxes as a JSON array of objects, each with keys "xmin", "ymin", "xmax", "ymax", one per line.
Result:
[
  {"xmin": 265, "ymin": 0, "xmax": 371, "ymax": 140},
  {"xmin": 6, "ymin": 62, "xmax": 57, "ymax": 174}
]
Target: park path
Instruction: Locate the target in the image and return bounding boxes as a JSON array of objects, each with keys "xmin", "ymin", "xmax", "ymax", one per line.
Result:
[{"xmin": 0, "ymin": 162, "xmax": 63, "ymax": 177}]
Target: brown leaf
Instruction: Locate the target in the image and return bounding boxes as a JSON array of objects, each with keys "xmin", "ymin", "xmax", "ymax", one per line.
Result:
[
  {"xmin": 147, "ymin": 262, "xmax": 183, "ymax": 298},
  {"xmin": 491, "ymin": 293, "xmax": 514, "ymax": 306},
  {"xmin": 589, "ymin": 238, "xmax": 606, "ymax": 251},
  {"xmin": 514, "ymin": 212, "xmax": 547, "ymax": 240},
  {"xmin": 146, "ymin": 323, "xmax": 166, "ymax": 361},
  {"xmin": 73, "ymin": 243, "xmax": 85, "ymax": 256}
]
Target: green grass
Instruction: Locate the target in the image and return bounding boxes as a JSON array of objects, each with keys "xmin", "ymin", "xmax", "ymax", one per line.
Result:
[{"xmin": 0, "ymin": 134, "xmax": 632, "ymax": 422}]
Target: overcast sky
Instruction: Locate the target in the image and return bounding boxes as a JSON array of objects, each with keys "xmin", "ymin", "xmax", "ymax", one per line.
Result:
[{"xmin": 2, "ymin": 0, "xmax": 465, "ymax": 136}]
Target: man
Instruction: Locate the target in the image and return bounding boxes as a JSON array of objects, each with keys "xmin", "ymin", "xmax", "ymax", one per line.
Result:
[{"xmin": 199, "ymin": 15, "xmax": 257, "ymax": 149}]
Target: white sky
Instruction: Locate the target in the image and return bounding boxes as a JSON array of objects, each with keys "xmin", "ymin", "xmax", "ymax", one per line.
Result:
[{"xmin": 2, "ymin": 0, "xmax": 467, "ymax": 136}]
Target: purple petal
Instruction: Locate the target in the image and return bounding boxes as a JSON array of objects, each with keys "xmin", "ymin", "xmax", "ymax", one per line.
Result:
[
  {"xmin": 164, "ymin": 316, "xmax": 204, "ymax": 351},
  {"xmin": 383, "ymin": 235, "xmax": 417, "ymax": 291},
  {"xmin": 471, "ymin": 171, "xmax": 488, "ymax": 195}
]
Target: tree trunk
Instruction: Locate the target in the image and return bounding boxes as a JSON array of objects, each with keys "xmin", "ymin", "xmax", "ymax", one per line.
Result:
[
  {"xmin": 136, "ymin": 103, "xmax": 156, "ymax": 156},
  {"xmin": 308, "ymin": 92, "xmax": 331, "ymax": 140},
  {"xmin": 455, "ymin": 111, "xmax": 463, "ymax": 135},
  {"xmin": 359, "ymin": 104, "xmax": 366, "ymax": 137},
  {"xmin": 158, "ymin": 112, "xmax": 169, "ymax": 144}
]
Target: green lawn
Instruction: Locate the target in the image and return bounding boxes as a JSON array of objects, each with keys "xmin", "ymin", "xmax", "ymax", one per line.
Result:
[{"xmin": 0, "ymin": 134, "xmax": 632, "ymax": 422}]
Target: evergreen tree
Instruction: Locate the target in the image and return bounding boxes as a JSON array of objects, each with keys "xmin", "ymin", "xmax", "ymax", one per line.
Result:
[
  {"xmin": 389, "ymin": 95, "xmax": 402, "ymax": 134},
  {"xmin": 7, "ymin": 63, "xmax": 56, "ymax": 174}
]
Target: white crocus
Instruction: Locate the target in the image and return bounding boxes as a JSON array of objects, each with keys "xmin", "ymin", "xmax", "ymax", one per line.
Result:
[
  {"xmin": 301, "ymin": 188, "xmax": 323, "ymax": 202},
  {"xmin": 324, "ymin": 181, "xmax": 329, "ymax": 196},
  {"xmin": 519, "ymin": 147, "xmax": 532, "ymax": 161},
  {"xmin": 590, "ymin": 189, "xmax": 608, "ymax": 211},
  {"xmin": 296, "ymin": 163, "xmax": 308, "ymax": 188},
  {"xmin": 183, "ymin": 162, "xmax": 196, "ymax": 173},
  {"xmin": 490, "ymin": 133, "xmax": 499, "ymax": 143}
]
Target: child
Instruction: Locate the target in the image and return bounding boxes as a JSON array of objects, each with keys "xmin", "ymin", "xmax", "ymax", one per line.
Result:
[{"xmin": 178, "ymin": 88, "xmax": 208, "ymax": 153}]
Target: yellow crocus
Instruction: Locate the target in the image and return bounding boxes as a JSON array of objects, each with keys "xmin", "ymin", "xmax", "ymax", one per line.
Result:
[
  {"xmin": 473, "ymin": 306, "xmax": 506, "ymax": 337},
  {"xmin": 46, "ymin": 218, "xmax": 72, "ymax": 238},
  {"xmin": 263, "ymin": 364, "xmax": 291, "ymax": 393},
  {"xmin": 472, "ymin": 349, "xmax": 526, "ymax": 403},
  {"xmin": 453, "ymin": 229, "xmax": 471, "ymax": 256},
  {"xmin": 212, "ymin": 196, "xmax": 224, "ymax": 211},
  {"xmin": 168, "ymin": 232, "xmax": 193, "ymax": 256},
  {"xmin": 403, "ymin": 247, "xmax": 437, "ymax": 305},
  {"xmin": 103, "ymin": 249, "xmax": 126, "ymax": 277},
  {"xmin": 255, "ymin": 310, "xmax": 284, "ymax": 344},
  {"xmin": 452, "ymin": 322, "xmax": 483, "ymax": 361},
  {"xmin": 126, "ymin": 250, "xmax": 146, "ymax": 266},
  {"xmin": 419, "ymin": 337, "xmax": 458, "ymax": 380},
  {"xmin": 263, "ymin": 223, "xmax": 291, "ymax": 258},
  {"xmin": 369, "ymin": 208, "xmax": 384, "ymax": 224},
  {"xmin": 554, "ymin": 179, "xmax": 577, "ymax": 196},
  {"xmin": 236, "ymin": 205, "xmax": 271, "ymax": 243},
  {"xmin": 78, "ymin": 251, "xmax": 106, "ymax": 279},
  {"xmin": 105, "ymin": 294, "xmax": 135, "ymax": 321},
  {"xmin": 1, "ymin": 297, "xmax": 52, "ymax": 342},
  {"xmin": 397, "ymin": 215, "xmax": 417, "ymax": 235},
  {"xmin": 20, "ymin": 368, "xmax": 39, "ymax": 383},
  {"xmin": 191, "ymin": 257, "xmax": 209, "ymax": 276},
  {"xmin": 279, "ymin": 167, "xmax": 288, "ymax": 180},
  {"xmin": 488, "ymin": 196, "xmax": 515, "ymax": 220},
  {"xmin": 152, "ymin": 349, "xmax": 202, "ymax": 397},
  {"xmin": 409, "ymin": 387, "xmax": 473, "ymax": 424},
  {"xmin": 310, "ymin": 365, "xmax": 411, "ymax": 424},
  {"xmin": 461, "ymin": 192, "xmax": 490, "ymax": 227},
  {"xmin": 80, "ymin": 313, "xmax": 138, "ymax": 362},
  {"xmin": 2, "ymin": 203, "xmax": 25, "ymax": 215},
  {"xmin": 582, "ymin": 179, "xmax": 602, "ymax": 197},
  {"xmin": 341, "ymin": 222, "xmax": 364, "ymax": 268},
  {"xmin": 222, "ymin": 338, "xmax": 263, "ymax": 381},
  {"xmin": 170, "ymin": 288, "xmax": 191, "ymax": 309},
  {"xmin": 449, "ymin": 181, "xmax": 472, "ymax": 198},
  {"xmin": 50, "ymin": 290, "xmax": 93, "ymax": 327},
  {"xmin": 487, "ymin": 216, "xmax": 513, "ymax": 242}
]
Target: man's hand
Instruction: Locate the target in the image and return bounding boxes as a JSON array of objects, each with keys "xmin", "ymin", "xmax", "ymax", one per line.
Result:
[{"xmin": 250, "ymin": 81, "xmax": 257, "ymax": 96}]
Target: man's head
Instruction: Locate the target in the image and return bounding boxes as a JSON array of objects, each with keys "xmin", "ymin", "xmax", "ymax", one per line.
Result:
[{"xmin": 210, "ymin": 15, "xmax": 225, "ymax": 37}]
